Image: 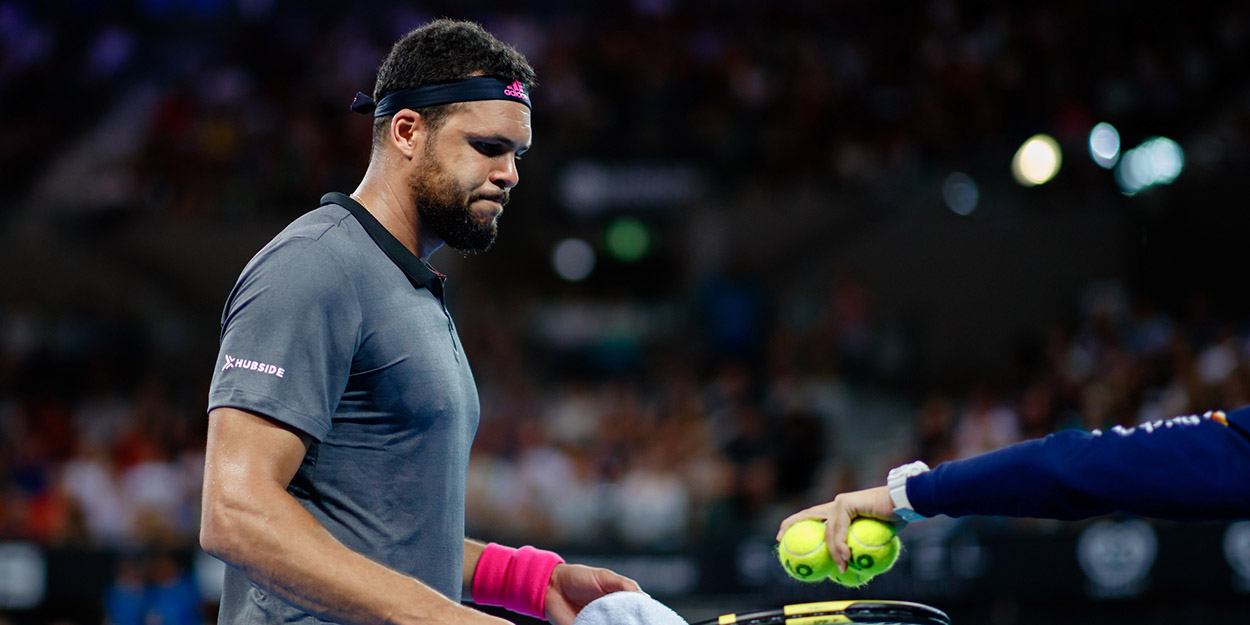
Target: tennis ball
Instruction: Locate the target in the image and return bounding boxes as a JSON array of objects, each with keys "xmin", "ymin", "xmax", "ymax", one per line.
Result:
[
  {"xmin": 826, "ymin": 565, "xmax": 874, "ymax": 588},
  {"xmin": 845, "ymin": 517, "xmax": 900, "ymax": 577},
  {"xmin": 778, "ymin": 519, "xmax": 835, "ymax": 582}
]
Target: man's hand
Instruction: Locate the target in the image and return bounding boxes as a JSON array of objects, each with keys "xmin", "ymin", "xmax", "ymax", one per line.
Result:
[
  {"xmin": 775, "ymin": 486, "xmax": 895, "ymax": 572},
  {"xmin": 543, "ymin": 563, "xmax": 642, "ymax": 625}
]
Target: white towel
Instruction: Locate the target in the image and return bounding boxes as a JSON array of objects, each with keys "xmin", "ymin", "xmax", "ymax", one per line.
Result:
[{"xmin": 572, "ymin": 591, "xmax": 689, "ymax": 625}]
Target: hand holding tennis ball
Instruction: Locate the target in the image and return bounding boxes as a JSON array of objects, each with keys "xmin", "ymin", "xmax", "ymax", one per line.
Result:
[
  {"xmin": 778, "ymin": 517, "xmax": 900, "ymax": 586},
  {"xmin": 777, "ymin": 519, "xmax": 836, "ymax": 581},
  {"xmin": 842, "ymin": 517, "xmax": 900, "ymax": 582}
]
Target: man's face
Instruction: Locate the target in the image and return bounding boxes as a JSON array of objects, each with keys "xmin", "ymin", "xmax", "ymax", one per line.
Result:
[{"xmin": 410, "ymin": 100, "xmax": 532, "ymax": 252}]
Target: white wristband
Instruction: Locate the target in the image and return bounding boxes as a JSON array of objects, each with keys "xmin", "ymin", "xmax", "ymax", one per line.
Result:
[{"xmin": 887, "ymin": 460, "xmax": 930, "ymax": 522}]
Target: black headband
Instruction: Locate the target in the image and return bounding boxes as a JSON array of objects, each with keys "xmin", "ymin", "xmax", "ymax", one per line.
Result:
[{"xmin": 350, "ymin": 76, "xmax": 531, "ymax": 117}]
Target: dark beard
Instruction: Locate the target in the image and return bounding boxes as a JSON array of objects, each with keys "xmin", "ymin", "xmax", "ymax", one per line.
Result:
[{"xmin": 411, "ymin": 153, "xmax": 503, "ymax": 253}]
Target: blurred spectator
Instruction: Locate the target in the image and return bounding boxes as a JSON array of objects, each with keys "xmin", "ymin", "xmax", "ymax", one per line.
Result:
[
  {"xmin": 953, "ymin": 385, "xmax": 1021, "ymax": 459},
  {"xmin": 104, "ymin": 555, "xmax": 147, "ymax": 625},
  {"xmin": 61, "ymin": 441, "xmax": 129, "ymax": 545},
  {"xmin": 914, "ymin": 391, "xmax": 956, "ymax": 466},
  {"xmin": 104, "ymin": 551, "xmax": 200, "ymax": 625}
]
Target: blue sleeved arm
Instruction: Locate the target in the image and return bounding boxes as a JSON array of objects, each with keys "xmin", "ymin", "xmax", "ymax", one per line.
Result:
[{"xmin": 906, "ymin": 408, "xmax": 1250, "ymax": 521}]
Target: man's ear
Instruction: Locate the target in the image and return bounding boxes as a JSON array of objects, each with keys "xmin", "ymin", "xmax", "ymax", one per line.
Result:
[{"xmin": 390, "ymin": 109, "xmax": 426, "ymax": 159}]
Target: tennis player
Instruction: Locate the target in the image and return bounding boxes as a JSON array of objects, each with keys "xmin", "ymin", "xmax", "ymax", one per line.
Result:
[
  {"xmin": 779, "ymin": 407, "xmax": 1250, "ymax": 572},
  {"xmin": 201, "ymin": 20, "xmax": 639, "ymax": 625}
]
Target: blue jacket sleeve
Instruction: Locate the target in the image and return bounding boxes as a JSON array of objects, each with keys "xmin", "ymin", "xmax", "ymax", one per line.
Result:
[{"xmin": 906, "ymin": 407, "xmax": 1250, "ymax": 520}]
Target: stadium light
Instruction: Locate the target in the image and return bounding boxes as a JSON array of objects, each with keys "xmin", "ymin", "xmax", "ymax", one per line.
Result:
[
  {"xmin": 1115, "ymin": 136, "xmax": 1184, "ymax": 196},
  {"xmin": 1089, "ymin": 123, "xmax": 1121, "ymax": 169},
  {"xmin": 1012, "ymin": 134, "xmax": 1062, "ymax": 186},
  {"xmin": 942, "ymin": 172, "xmax": 979, "ymax": 215}
]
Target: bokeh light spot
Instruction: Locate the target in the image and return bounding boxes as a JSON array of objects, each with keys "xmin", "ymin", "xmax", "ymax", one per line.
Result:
[
  {"xmin": 1012, "ymin": 134, "xmax": 1062, "ymax": 186},
  {"xmin": 552, "ymin": 238, "xmax": 596, "ymax": 281}
]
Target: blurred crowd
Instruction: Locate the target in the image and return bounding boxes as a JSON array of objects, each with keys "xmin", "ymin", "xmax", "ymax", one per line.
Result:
[
  {"xmin": 2, "ymin": 0, "xmax": 1250, "ymax": 599},
  {"xmin": 3, "ymin": 1, "xmax": 1247, "ymax": 226},
  {"xmin": 6, "ymin": 272, "xmax": 1250, "ymax": 555},
  {"xmin": 460, "ymin": 276, "xmax": 1250, "ymax": 549}
]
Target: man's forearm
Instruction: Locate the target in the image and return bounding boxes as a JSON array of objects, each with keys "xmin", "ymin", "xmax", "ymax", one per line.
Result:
[
  {"xmin": 463, "ymin": 537, "xmax": 488, "ymax": 598},
  {"xmin": 202, "ymin": 484, "xmax": 465, "ymax": 625},
  {"xmin": 201, "ymin": 406, "xmax": 483, "ymax": 625}
]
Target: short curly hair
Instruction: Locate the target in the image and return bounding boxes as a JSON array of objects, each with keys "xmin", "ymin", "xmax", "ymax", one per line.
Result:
[{"xmin": 371, "ymin": 19, "xmax": 537, "ymax": 146}]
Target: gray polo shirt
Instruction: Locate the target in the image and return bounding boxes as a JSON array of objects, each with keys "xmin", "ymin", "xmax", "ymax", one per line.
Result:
[{"xmin": 208, "ymin": 193, "xmax": 480, "ymax": 624}]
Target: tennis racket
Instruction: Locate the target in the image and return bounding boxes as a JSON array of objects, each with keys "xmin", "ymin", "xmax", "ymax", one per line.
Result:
[{"xmin": 691, "ymin": 600, "xmax": 950, "ymax": 625}]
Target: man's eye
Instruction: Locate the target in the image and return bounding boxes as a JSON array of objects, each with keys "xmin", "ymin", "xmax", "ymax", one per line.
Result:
[{"xmin": 475, "ymin": 142, "xmax": 503, "ymax": 155}]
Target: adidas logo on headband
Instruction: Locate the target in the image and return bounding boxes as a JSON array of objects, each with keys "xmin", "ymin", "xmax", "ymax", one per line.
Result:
[{"xmin": 503, "ymin": 80, "xmax": 529, "ymax": 102}]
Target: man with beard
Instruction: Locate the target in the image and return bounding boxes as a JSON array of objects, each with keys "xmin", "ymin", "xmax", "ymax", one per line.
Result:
[{"xmin": 201, "ymin": 20, "xmax": 640, "ymax": 625}]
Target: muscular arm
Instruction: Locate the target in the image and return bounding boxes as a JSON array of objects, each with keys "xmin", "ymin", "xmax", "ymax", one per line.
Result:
[{"xmin": 200, "ymin": 407, "xmax": 508, "ymax": 625}]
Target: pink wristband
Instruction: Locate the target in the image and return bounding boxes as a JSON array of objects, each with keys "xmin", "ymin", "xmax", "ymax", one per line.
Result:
[{"xmin": 472, "ymin": 543, "xmax": 565, "ymax": 620}]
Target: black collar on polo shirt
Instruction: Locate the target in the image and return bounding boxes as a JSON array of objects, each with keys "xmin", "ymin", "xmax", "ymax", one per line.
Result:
[{"xmin": 321, "ymin": 192, "xmax": 445, "ymax": 299}]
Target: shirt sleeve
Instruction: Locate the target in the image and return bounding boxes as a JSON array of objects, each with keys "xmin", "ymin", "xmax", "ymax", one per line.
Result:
[
  {"xmin": 907, "ymin": 408, "xmax": 1250, "ymax": 521},
  {"xmin": 207, "ymin": 234, "xmax": 362, "ymax": 441}
]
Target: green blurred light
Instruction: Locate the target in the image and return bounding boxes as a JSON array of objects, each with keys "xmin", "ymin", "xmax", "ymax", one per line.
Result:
[{"xmin": 604, "ymin": 218, "xmax": 652, "ymax": 262}]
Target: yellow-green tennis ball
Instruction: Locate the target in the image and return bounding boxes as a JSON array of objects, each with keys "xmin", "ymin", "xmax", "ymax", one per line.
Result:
[
  {"xmin": 845, "ymin": 517, "xmax": 900, "ymax": 576},
  {"xmin": 778, "ymin": 519, "xmax": 835, "ymax": 582},
  {"xmin": 826, "ymin": 565, "xmax": 875, "ymax": 588}
]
